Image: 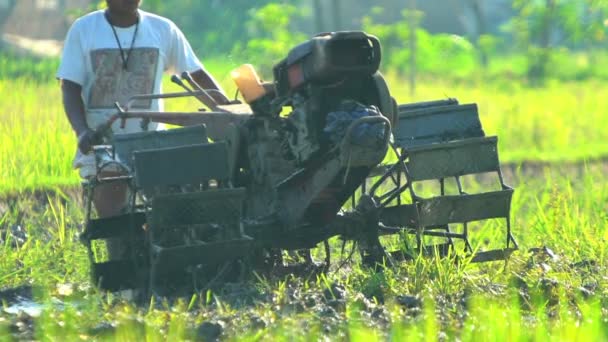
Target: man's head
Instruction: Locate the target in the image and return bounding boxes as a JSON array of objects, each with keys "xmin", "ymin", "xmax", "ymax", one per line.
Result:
[{"xmin": 106, "ymin": 0, "xmax": 141, "ymax": 17}]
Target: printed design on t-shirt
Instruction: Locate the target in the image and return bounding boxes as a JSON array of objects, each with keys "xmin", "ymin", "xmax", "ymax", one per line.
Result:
[{"xmin": 89, "ymin": 47, "xmax": 159, "ymax": 109}]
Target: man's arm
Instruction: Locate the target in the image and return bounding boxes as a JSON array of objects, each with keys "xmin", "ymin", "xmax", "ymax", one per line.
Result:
[
  {"xmin": 165, "ymin": 20, "xmax": 232, "ymax": 107},
  {"xmin": 189, "ymin": 69, "xmax": 231, "ymax": 105},
  {"xmin": 61, "ymin": 79, "xmax": 97, "ymax": 153}
]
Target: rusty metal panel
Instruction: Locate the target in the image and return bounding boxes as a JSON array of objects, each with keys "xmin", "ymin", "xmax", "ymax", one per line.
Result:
[
  {"xmin": 133, "ymin": 142, "xmax": 230, "ymax": 189},
  {"xmin": 276, "ymin": 152, "xmax": 343, "ymax": 228},
  {"xmin": 397, "ymin": 98, "xmax": 458, "ymax": 113},
  {"xmin": 151, "ymin": 188, "xmax": 245, "ymax": 230},
  {"xmin": 416, "ymin": 189, "xmax": 513, "ymax": 227},
  {"xmin": 151, "ymin": 238, "xmax": 253, "ymax": 275},
  {"xmin": 395, "ymin": 104, "xmax": 484, "ymax": 148},
  {"xmin": 405, "ymin": 136, "xmax": 500, "ymax": 181},
  {"xmin": 113, "ymin": 124, "xmax": 208, "ymax": 169}
]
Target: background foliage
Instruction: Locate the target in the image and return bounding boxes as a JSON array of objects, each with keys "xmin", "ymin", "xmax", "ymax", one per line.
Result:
[
  {"xmin": 2, "ymin": 0, "xmax": 607, "ymax": 82},
  {"xmin": 140, "ymin": 0, "xmax": 608, "ymax": 82}
]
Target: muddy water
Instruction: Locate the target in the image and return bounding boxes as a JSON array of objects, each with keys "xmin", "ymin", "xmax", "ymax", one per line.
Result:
[
  {"xmin": 0, "ymin": 286, "xmax": 62, "ymax": 317},
  {"xmin": 4, "ymin": 299, "xmax": 45, "ymax": 317},
  {"xmin": 0, "ymin": 285, "xmax": 43, "ymax": 338}
]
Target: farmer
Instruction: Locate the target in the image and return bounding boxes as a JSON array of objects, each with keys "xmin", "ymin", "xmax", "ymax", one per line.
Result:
[{"xmin": 57, "ymin": 0, "xmax": 229, "ymax": 218}]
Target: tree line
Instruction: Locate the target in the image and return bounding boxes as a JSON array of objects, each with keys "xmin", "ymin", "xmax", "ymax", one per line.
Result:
[{"xmin": 1, "ymin": 0, "xmax": 607, "ymax": 85}]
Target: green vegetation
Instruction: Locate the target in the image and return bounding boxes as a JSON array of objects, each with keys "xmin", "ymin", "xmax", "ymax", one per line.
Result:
[
  {"xmin": 138, "ymin": 1, "xmax": 608, "ymax": 84},
  {"xmin": 0, "ymin": 52, "xmax": 59, "ymax": 82},
  {"xmin": 1, "ymin": 1, "xmax": 607, "ymax": 339},
  {"xmin": 1, "ymin": 165, "xmax": 606, "ymax": 340}
]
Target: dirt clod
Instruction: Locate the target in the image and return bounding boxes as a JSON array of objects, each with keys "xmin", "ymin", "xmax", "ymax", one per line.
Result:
[
  {"xmin": 323, "ymin": 283, "xmax": 346, "ymax": 302},
  {"xmin": 197, "ymin": 321, "xmax": 224, "ymax": 341},
  {"xmin": 396, "ymin": 295, "xmax": 422, "ymax": 310}
]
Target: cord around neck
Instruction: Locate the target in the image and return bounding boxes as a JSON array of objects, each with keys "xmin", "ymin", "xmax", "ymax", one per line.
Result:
[{"xmin": 104, "ymin": 10, "xmax": 140, "ymax": 71}]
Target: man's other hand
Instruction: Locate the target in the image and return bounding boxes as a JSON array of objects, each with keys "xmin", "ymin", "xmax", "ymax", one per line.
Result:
[
  {"xmin": 77, "ymin": 128, "xmax": 101, "ymax": 154},
  {"xmin": 210, "ymin": 91, "xmax": 232, "ymax": 105}
]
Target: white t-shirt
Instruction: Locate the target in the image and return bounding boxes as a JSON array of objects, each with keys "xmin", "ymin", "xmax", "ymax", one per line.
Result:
[{"xmin": 56, "ymin": 9, "xmax": 204, "ymax": 134}]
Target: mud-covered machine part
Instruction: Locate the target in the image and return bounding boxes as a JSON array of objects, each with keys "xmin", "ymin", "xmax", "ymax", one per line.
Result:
[{"xmin": 80, "ymin": 31, "xmax": 517, "ymax": 295}]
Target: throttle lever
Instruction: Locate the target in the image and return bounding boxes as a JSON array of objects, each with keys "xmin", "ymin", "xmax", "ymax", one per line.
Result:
[
  {"xmin": 181, "ymin": 71, "xmax": 221, "ymax": 110},
  {"xmin": 171, "ymin": 73, "xmax": 218, "ymax": 110},
  {"xmin": 171, "ymin": 74, "xmax": 193, "ymax": 92}
]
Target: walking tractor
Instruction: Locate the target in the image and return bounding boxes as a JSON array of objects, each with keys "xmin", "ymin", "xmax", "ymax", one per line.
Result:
[{"xmin": 79, "ymin": 31, "xmax": 518, "ymax": 295}]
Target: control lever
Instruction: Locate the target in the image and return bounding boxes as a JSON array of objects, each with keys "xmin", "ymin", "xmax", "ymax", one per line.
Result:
[
  {"xmin": 170, "ymin": 74, "xmax": 193, "ymax": 92},
  {"xmin": 170, "ymin": 74, "xmax": 217, "ymax": 111},
  {"xmin": 180, "ymin": 71, "xmax": 221, "ymax": 110}
]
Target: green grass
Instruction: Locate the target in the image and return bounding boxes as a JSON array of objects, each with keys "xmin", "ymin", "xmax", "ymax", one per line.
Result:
[
  {"xmin": 0, "ymin": 79, "xmax": 76, "ymax": 193},
  {"xmin": 0, "ymin": 165, "xmax": 606, "ymax": 340},
  {"xmin": 0, "ymin": 52, "xmax": 59, "ymax": 82}
]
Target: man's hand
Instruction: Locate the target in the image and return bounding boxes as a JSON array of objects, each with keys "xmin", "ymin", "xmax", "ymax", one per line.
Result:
[
  {"xmin": 189, "ymin": 69, "xmax": 234, "ymax": 106},
  {"xmin": 77, "ymin": 128, "xmax": 101, "ymax": 154},
  {"xmin": 210, "ymin": 91, "xmax": 233, "ymax": 105}
]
